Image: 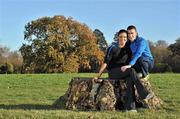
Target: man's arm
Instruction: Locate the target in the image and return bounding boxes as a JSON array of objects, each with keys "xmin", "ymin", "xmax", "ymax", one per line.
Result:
[
  {"xmin": 129, "ymin": 38, "xmax": 146, "ymax": 65},
  {"xmin": 121, "ymin": 38, "xmax": 146, "ymax": 72}
]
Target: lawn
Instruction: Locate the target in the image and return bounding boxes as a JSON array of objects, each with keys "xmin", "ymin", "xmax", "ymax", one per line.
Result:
[{"xmin": 0, "ymin": 73, "xmax": 179, "ymax": 119}]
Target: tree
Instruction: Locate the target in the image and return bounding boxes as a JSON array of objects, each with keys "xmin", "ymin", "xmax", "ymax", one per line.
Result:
[
  {"xmin": 0, "ymin": 46, "xmax": 10, "ymax": 64},
  {"xmin": 93, "ymin": 29, "xmax": 108, "ymax": 53},
  {"xmin": 167, "ymin": 38, "xmax": 180, "ymax": 72},
  {"xmin": 175, "ymin": 37, "xmax": 180, "ymax": 44},
  {"xmin": 0, "ymin": 45, "xmax": 22, "ymax": 73},
  {"xmin": 166, "ymin": 55, "xmax": 180, "ymax": 72},
  {"xmin": 0, "ymin": 62, "xmax": 14, "ymax": 74},
  {"xmin": 156, "ymin": 40, "xmax": 168, "ymax": 47},
  {"xmin": 6, "ymin": 51, "xmax": 23, "ymax": 73},
  {"xmin": 6, "ymin": 62, "xmax": 14, "ymax": 73},
  {"xmin": 20, "ymin": 15, "xmax": 104, "ymax": 73},
  {"xmin": 153, "ymin": 40, "xmax": 171, "ymax": 64},
  {"xmin": 148, "ymin": 40, "xmax": 172, "ymax": 73},
  {"xmin": 113, "ymin": 32, "xmax": 118, "ymax": 41},
  {"xmin": 168, "ymin": 38, "xmax": 180, "ymax": 56},
  {"xmin": 63, "ymin": 53, "xmax": 79, "ymax": 73}
]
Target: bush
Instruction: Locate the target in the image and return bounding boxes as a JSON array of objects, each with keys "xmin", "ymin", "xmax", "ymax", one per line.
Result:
[
  {"xmin": 152, "ymin": 63, "xmax": 172, "ymax": 73},
  {"xmin": 167, "ymin": 55, "xmax": 180, "ymax": 73},
  {"xmin": 0, "ymin": 62, "xmax": 14, "ymax": 74}
]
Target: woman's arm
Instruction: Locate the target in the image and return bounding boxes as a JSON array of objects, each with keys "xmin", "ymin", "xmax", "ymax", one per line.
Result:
[{"xmin": 95, "ymin": 63, "xmax": 107, "ymax": 79}]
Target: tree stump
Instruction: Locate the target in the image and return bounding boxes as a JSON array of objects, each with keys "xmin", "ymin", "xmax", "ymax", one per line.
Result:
[{"xmin": 52, "ymin": 77, "xmax": 163, "ymax": 111}]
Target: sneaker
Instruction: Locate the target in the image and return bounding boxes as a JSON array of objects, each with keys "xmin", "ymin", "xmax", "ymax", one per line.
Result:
[
  {"xmin": 142, "ymin": 74, "xmax": 149, "ymax": 81},
  {"xmin": 145, "ymin": 93, "xmax": 154, "ymax": 100},
  {"xmin": 125, "ymin": 109, "xmax": 137, "ymax": 113},
  {"xmin": 137, "ymin": 73, "xmax": 143, "ymax": 79}
]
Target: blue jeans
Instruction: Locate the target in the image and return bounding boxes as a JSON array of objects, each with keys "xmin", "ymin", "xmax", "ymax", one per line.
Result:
[{"xmin": 132, "ymin": 56, "xmax": 154, "ymax": 77}]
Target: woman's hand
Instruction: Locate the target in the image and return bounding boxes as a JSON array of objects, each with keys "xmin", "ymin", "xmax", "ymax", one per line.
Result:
[{"xmin": 93, "ymin": 76, "xmax": 103, "ymax": 83}]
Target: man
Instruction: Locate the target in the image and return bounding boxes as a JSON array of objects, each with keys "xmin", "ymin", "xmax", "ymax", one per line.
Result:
[
  {"xmin": 94, "ymin": 29, "xmax": 152, "ymax": 112},
  {"xmin": 121, "ymin": 25, "xmax": 154, "ymax": 79}
]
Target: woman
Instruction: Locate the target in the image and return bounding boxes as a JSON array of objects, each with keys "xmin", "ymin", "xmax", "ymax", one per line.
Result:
[{"xmin": 94, "ymin": 29, "xmax": 152, "ymax": 112}]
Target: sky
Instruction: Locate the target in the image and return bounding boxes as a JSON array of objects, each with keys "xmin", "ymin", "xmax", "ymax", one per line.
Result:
[{"xmin": 0, "ymin": 0, "xmax": 180, "ymax": 51}]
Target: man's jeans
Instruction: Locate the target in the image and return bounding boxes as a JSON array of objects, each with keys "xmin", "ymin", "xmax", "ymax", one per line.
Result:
[{"xmin": 132, "ymin": 56, "xmax": 154, "ymax": 78}]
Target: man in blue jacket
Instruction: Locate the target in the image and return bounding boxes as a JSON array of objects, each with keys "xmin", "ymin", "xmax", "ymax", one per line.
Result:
[{"xmin": 121, "ymin": 25, "xmax": 154, "ymax": 79}]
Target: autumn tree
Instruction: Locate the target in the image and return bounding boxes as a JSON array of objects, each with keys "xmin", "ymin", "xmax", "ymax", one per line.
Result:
[
  {"xmin": 167, "ymin": 38, "xmax": 180, "ymax": 72},
  {"xmin": 0, "ymin": 46, "xmax": 9, "ymax": 64},
  {"xmin": 1, "ymin": 62, "xmax": 14, "ymax": 74},
  {"xmin": 152, "ymin": 40, "xmax": 172, "ymax": 64},
  {"xmin": 168, "ymin": 37, "xmax": 180, "ymax": 56},
  {"xmin": 20, "ymin": 15, "xmax": 104, "ymax": 73},
  {"xmin": 0, "ymin": 45, "xmax": 22, "ymax": 73},
  {"xmin": 156, "ymin": 40, "xmax": 168, "ymax": 47},
  {"xmin": 148, "ymin": 40, "xmax": 172, "ymax": 72},
  {"xmin": 6, "ymin": 51, "xmax": 23, "ymax": 73},
  {"xmin": 93, "ymin": 29, "xmax": 108, "ymax": 53}
]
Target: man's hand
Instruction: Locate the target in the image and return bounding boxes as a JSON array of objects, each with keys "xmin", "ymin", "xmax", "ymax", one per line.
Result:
[{"xmin": 121, "ymin": 65, "xmax": 131, "ymax": 72}]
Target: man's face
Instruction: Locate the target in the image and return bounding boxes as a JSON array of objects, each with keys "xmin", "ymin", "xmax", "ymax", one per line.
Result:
[
  {"xmin": 127, "ymin": 29, "xmax": 137, "ymax": 42},
  {"xmin": 118, "ymin": 32, "xmax": 127, "ymax": 48}
]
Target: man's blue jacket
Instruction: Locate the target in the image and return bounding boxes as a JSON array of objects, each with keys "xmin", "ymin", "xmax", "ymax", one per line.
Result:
[{"xmin": 130, "ymin": 36, "xmax": 153, "ymax": 66}]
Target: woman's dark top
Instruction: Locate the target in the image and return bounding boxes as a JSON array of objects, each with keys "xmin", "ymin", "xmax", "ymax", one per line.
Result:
[{"xmin": 104, "ymin": 41, "xmax": 132, "ymax": 70}]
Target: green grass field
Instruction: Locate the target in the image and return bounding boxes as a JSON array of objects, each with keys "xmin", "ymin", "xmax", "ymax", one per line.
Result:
[{"xmin": 0, "ymin": 73, "xmax": 179, "ymax": 119}]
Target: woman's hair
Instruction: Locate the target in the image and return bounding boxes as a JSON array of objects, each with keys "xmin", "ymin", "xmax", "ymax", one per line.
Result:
[{"xmin": 117, "ymin": 29, "xmax": 128, "ymax": 36}]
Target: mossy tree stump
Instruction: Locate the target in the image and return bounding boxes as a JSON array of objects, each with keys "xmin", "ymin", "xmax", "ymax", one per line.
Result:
[{"xmin": 53, "ymin": 77, "xmax": 163, "ymax": 111}]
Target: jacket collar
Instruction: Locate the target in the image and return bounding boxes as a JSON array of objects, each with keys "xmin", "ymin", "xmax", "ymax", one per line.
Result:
[{"xmin": 134, "ymin": 36, "xmax": 140, "ymax": 43}]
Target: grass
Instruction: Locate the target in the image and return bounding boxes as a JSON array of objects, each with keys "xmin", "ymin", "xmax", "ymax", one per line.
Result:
[{"xmin": 0, "ymin": 73, "xmax": 179, "ymax": 119}]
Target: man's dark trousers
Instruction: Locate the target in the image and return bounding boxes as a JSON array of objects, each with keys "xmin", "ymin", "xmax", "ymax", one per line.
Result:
[{"xmin": 132, "ymin": 56, "xmax": 154, "ymax": 78}]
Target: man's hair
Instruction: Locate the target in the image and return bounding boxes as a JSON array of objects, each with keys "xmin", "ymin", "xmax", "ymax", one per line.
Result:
[
  {"xmin": 127, "ymin": 25, "xmax": 137, "ymax": 31},
  {"xmin": 117, "ymin": 29, "xmax": 127, "ymax": 36}
]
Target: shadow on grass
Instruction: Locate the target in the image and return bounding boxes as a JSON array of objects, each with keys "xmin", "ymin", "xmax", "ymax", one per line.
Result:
[
  {"xmin": 0, "ymin": 104, "xmax": 60, "ymax": 110},
  {"xmin": 0, "ymin": 104, "xmax": 97, "ymax": 112}
]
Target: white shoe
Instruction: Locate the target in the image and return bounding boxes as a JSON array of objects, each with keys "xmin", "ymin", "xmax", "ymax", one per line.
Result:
[
  {"xmin": 142, "ymin": 74, "xmax": 149, "ymax": 81},
  {"xmin": 137, "ymin": 73, "xmax": 143, "ymax": 79},
  {"xmin": 145, "ymin": 93, "xmax": 154, "ymax": 100},
  {"xmin": 125, "ymin": 109, "xmax": 137, "ymax": 113}
]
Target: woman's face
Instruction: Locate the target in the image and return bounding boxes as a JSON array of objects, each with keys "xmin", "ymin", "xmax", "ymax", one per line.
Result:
[{"xmin": 118, "ymin": 32, "xmax": 127, "ymax": 48}]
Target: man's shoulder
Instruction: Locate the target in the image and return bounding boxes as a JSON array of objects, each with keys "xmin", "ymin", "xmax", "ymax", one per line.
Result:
[
  {"xmin": 138, "ymin": 36, "xmax": 145, "ymax": 41},
  {"xmin": 137, "ymin": 37, "xmax": 147, "ymax": 44}
]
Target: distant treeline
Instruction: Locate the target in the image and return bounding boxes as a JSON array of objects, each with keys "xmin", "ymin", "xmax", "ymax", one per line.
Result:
[{"xmin": 0, "ymin": 15, "xmax": 180, "ymax": 73}]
